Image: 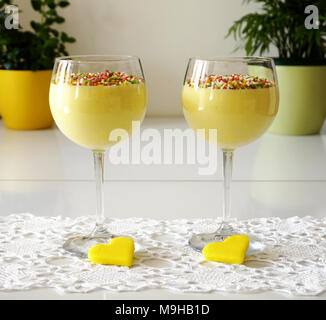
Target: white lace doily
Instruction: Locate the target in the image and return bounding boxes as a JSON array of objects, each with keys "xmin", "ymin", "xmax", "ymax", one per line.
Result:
[{"xmin": 0, "ymin": 213, "xmax": 326, "ymax": 296}]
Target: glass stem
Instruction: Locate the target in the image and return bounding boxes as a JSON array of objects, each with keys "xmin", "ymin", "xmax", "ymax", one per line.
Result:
[
  {"xmin": 222, "ymin": 150, "xmax": 233, "ymax": 227},
  {"xmin": 93, "ymin": 151, "xmax": 105, "ymax": 229}
]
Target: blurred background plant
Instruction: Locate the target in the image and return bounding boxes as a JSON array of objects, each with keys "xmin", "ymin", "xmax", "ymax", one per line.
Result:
[
  {"xmin": 226, "ymin": 0, "xmax": 326, "ymax": 135},
  {"xmin": 226, "ymin": 0, "xmax": 326, "ymax": 60},
  {"xmin": 0, "ymin": 0, "xmax": 75, "ymax": 70}
]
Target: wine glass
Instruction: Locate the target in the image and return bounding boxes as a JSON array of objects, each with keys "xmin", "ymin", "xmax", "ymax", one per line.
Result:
[
  {"xmin": 181, "ymin": 57, "xmax": 279, "ymax": 254},
  {"xmin": 49, "ymin": 55, "xmax": 147, "ymax": 257}
]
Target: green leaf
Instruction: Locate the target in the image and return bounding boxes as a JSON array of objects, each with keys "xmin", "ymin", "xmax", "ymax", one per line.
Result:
[
  {"xmin": 30, "ymin": 20, "xmax": 41, "ymax": 31},
  {"xmin": 60, "ymin": 31, "xmax": 74, "ymax": 42},
  {"xmin": 44, "ymin": 38, "xmax": 59, "ymax": 47},
  {"xmin": 47, "ymin": 9, "xmax": 57, "ymax": 16},
  {"xmin": 55, "ymin": 16, "xmax": 65, "ymax": 23},
  {"xmin": 0, "ymin": 38, "xmax": 8, "ymax": 45},
  {"xmin": 44, "ymin": 17, "xmax": 54, "ymax": 25},
  {"xmin": 48, "ymin": 28, "xmax": 59, "ymax": 36},
  {"xmin": 45, "ymin": 0, "xmax": 56, "ymax": 9},
  {"xmin": 58, "ymin": 1, "xmax": 70, "ymax": 7},
  {"xmin": 31, "ymin": 0, "xmax": 42, "ymax": 11}
]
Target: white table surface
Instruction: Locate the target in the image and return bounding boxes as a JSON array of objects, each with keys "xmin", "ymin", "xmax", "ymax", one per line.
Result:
[{"xmin": 0, "ymin": 116, "xmax": 325, "ymax": 300}]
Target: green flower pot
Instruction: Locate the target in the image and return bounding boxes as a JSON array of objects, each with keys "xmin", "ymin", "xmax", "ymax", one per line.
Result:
[{"xmin": 268, "ymin": 59, "xmax": 326, "ymax": 135}]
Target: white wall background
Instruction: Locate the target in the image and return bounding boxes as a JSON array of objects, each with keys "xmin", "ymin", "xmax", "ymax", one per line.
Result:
[{"xmin": 16, "ymin": 0, "xmax": 275, "ymax": 116}]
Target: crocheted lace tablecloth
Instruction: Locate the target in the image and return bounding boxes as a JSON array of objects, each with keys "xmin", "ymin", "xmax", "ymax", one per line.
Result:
[{"xmin": 0, "ymin": 214, "xmax": 326, "ymax": 296}]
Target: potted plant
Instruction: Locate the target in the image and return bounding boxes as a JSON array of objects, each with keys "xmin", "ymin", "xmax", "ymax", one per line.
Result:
[
  {"xmin": 0, "ymin": 0, "xmax": 75, "ymax": 130},
  {"xmin": 227, "ymin": 0, "xmax": 326, "ymax": 135}
]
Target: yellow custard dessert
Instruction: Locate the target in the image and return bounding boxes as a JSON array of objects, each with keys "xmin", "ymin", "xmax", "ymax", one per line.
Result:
[
  {"xmin": 182, "ymin": 74, "xmax": 279, "ymax": 149},
  {"xmin": 49, "ymin": 71, "xmax": 147, "ymax": 151}
]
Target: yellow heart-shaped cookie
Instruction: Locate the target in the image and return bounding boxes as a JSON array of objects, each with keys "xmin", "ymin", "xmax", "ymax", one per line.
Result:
[
  {"xmin": 88, "ymin": 237, "xmax": 135, "ymax": 267},
  {"xmin": 202, "ymin": 235, "xmax": 249, "ymax": 264}
]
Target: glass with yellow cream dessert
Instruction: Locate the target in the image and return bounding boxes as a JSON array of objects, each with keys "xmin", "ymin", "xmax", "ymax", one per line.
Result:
[
  {"xmin": 50, "ymin": 70, "xmax": 146, "ymax": 151},
  {"xmin": 182, "ymin": 57, "xmax": 279, "ymax": 255},
  {"xmin": 182, "ymin": 73, "xmax": 278, "ymax": 149},
  {"xmin": 49, "ymin": 55, "xmax": 147, "ymax": 258}
]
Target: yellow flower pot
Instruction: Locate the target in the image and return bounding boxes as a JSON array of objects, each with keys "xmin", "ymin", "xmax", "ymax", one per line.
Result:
[
  {"xmin": 0, "ymin": 70, "xmax": 53, "ymax": 130},
  {"xmin": 268, "ymin": 64, "xmax": 326, "ymax": 135}
]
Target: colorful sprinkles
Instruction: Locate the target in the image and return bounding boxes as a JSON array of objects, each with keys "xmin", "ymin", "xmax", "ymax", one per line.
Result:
[
  {"xmin": 187, "ymin": 74, "xmax": 276, "ymax": 90},
  {"xmin": 54, "ymin": 70, "xmax": 144, "ymax": 86}
]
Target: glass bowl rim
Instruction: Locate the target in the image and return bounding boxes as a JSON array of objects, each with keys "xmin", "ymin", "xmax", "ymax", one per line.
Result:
[
  {"xmin": 189, "ymin": 56, "xmax": 275, "ymax": 64},
  {"xmin": 54, "ymin": 54, "xmax": 141, "ymax": 64}
]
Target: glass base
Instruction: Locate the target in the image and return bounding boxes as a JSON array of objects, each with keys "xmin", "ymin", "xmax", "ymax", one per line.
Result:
[
  {"xmin": 63, "ymin": 225, "xmax": 116, "ymax": 258},
  {"xmin": 63, "ymin": 235, "xmax": 113, "ymax": 259},
  {"xmin": 189, "ymin": 227, "xmax": 265, "ymax": 256}
]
